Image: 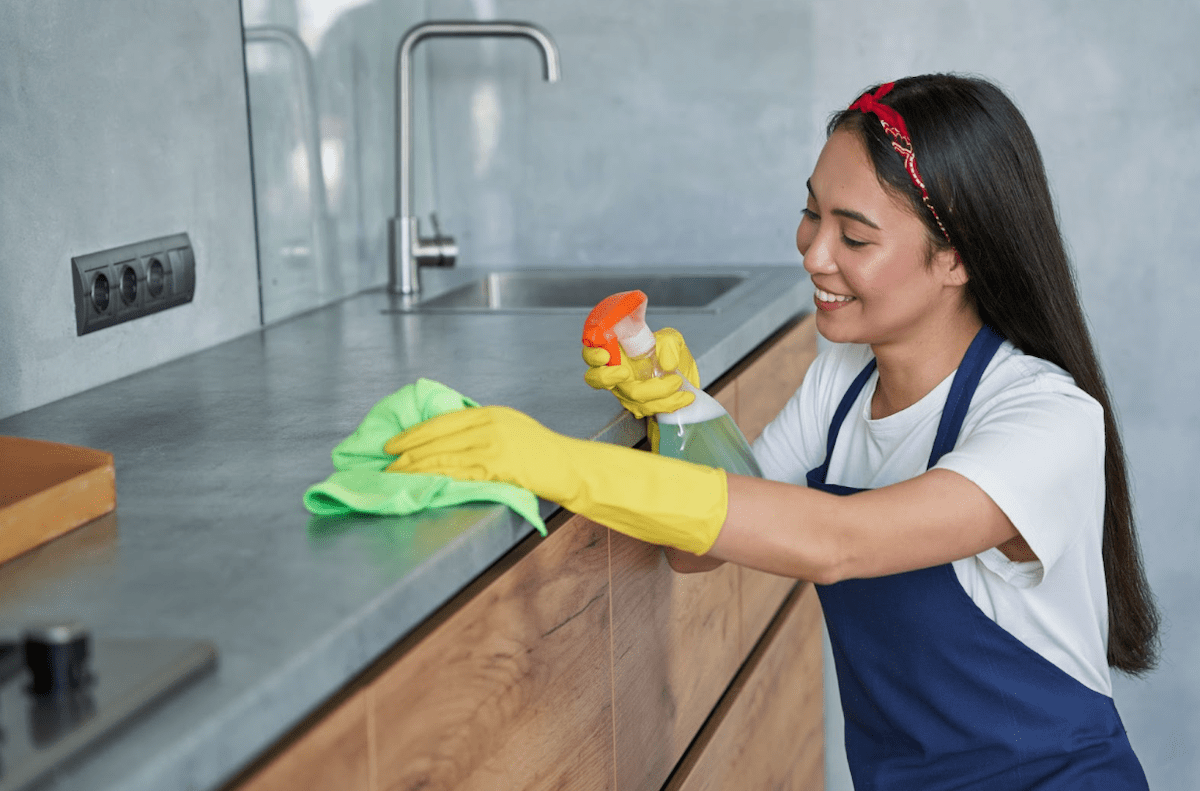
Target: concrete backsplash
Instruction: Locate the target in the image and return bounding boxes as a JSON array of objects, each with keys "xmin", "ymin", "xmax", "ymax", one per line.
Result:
[
  {"xmin": 241, "ymin": 0, "xmax": 814, "ymax": 324},
  {"xmin": 425, "ymin": 0, "xmax": 815, "ymax": 271},
  {"xmin": 0, "ymin": 0, "xmax": 260, "ymax": 421}
]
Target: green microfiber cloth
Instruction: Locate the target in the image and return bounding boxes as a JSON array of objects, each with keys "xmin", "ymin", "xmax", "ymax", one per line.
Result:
[{"xmin": 303, "ymin": 378, "xmax": 545, "ymax": 534}]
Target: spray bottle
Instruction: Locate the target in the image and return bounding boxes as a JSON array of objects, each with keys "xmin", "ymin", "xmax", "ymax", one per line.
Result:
[{"xmin": 583, "ymin": 290, "xmax": 763, "ymax": 478}]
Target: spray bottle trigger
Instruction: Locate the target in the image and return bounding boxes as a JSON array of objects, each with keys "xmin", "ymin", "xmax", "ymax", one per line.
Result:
[{"xmin": 583, "ymin": 290, "xmax": 650, "ymax": 367}]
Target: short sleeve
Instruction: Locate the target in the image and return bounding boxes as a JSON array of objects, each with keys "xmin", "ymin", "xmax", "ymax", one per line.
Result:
[
  {"xmin": 933, "ymin": 375, "xmax": 1106, "ymax": 583},
  {"xmin": 753, "ymin": 343, "xmax": 873, "ymax": 485}
]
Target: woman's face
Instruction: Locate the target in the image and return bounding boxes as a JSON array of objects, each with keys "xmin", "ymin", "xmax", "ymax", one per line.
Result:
[{"xmin": 796, "ymin": 128, "xmax": 967, "ymax": 348}]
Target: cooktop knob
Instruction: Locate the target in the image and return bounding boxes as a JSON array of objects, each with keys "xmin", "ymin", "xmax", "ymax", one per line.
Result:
[{"xmin": 23, "ymin": 622, "xmax": 91, "ymax": 694}]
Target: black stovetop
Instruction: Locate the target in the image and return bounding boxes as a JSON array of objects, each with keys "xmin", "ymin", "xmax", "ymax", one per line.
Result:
[{"xmin": 0, "ymin": 636, "xmax": 216, "ymax": 790}]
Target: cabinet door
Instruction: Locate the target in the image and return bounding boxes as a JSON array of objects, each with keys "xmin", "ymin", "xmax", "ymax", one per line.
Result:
[
  {"xmin": 235, "ymin": 693, "xmax": 371, "ymax": 791},
  {"xmin": 370, "ymin": 515, "xmax": 614, "ymax": 791},
  {"xmin": 609, "ymin": 530, "xmax": 742, "ymax": 791},
  {"xmin": 668, "ymin": 583, "xmax": 825, "ymax": 791}
]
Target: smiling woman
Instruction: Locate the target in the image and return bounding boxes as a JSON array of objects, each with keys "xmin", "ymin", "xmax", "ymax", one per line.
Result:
[
  {"xmin": 722, "ymin": 75, "xmax": 1159, "ymax": 787},
  {"xmin": 797, "ymin": 131, "xmax": 977, "ymax": 380},
  {"xmin": 388, "ymin": 73, "xmax": 1159, "ymax": 789}
]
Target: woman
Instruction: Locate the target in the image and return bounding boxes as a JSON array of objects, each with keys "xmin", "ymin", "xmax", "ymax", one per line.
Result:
[{"xmin": 386, "ymin": 74, "xmax": 1159, "ymax": 788}]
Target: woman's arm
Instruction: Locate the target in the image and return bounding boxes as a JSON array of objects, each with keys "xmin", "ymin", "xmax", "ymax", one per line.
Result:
[
  {"xmin": 707, "ymin": 469, "xmax": 1028, "ymax": 584},
  {"xmin": 383, "ymin": 406, "xmax": 1032, "ymax": 580}
]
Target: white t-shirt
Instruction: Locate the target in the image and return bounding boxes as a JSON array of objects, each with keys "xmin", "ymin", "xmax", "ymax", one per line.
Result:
[{"xmin": 753, "ymin": 340, "xmax": 1113, "ymax": 696}]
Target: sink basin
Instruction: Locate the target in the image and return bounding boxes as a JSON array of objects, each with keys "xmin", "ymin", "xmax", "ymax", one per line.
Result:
[{"xmin": 403, "ymin": 271, "xmax": 748, "ymax": 313}]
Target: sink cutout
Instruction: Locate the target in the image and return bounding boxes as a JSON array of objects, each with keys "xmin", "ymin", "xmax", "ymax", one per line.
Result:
[{"xmin": 402, "ymin": 272, "xmax": 746, "ymax": 313}]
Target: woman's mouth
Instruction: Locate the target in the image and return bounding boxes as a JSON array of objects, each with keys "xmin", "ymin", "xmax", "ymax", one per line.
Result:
[{"xmin": 814, "ymin": 286, "xmax": 856, "ymax": 310}]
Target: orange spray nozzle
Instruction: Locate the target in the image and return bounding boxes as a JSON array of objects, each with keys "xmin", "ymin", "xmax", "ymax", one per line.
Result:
[{"xmin": 582, "ymin": 290, "xmax": 649, "ymax": 366}]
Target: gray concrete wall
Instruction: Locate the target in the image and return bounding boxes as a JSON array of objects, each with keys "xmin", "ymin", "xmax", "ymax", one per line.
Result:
[
  {"xmin": 0, "ymin": 0, "xmax": 260, "ymax": 420},
  {"xmin": 805, "ymin": 2, "xmax": 1199, "ymax": 788},
  {"xmin": 241, "ymin": 0, "xmax": 813, "ymax": 323},
  {"xmin": 425, "ymin": 0, "xmax": 813, "ymax": 271}
]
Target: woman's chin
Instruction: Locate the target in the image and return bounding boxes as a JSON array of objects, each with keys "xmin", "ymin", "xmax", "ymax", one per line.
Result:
[{"xmin": 813, "ymin": 313, "xmax": 863, "ymax": 345}]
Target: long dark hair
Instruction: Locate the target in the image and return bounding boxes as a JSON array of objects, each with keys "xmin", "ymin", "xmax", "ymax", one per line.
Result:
[{"xmin": 828, "ymin": 74, "xmax": 1159, "ymax": 676}]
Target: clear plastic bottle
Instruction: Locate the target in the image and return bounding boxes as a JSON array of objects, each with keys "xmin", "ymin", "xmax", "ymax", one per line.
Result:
[{"xmin": 583, "ymin": 290, "xmax": 763, "ymax": 478}]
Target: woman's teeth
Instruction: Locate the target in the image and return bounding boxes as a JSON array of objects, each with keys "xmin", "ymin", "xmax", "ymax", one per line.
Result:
[{"xmin": 815, "ymin": 287, "xmax": 854, "ymax": 303}]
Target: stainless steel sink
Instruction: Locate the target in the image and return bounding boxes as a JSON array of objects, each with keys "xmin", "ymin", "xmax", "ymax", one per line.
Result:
[{"xmin": 397, "ymin": 271, "xmax": 748, "ymax": 313}]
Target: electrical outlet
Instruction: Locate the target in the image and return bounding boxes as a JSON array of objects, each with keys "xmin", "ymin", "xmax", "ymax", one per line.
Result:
[{"xmin": 72, "ymin": 233, "xmax": 195, "ymax": 336}]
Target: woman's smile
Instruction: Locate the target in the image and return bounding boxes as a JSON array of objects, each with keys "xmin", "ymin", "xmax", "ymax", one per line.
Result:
[{"xmin": 814, "ymin": 285, "xmax": 856, "ymax": 309}]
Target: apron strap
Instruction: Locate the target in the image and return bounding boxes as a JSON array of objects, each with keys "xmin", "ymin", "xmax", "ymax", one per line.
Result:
[
  {"xmin": 806, "ymin": 357, "xmax": 877, "ymax": 488},
  {"xmin": 925, "ymin": 325, "xmax": 1006, "ymax": 469},
  {"xmin": 806, "ymin": 325, "xmax": 1007, "ymax": 487}
]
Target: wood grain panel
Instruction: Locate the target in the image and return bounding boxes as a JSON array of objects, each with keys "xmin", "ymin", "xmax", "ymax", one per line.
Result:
[
  {"xmin": 667, "ymin": 583, "xmax": 825, "ymax": 791},
  {"xmin": 237, "ymin": 692, "xmax": 372, "ymax": 791},
  {"xmin": 736, "ymin": 314, "xmax": 818, "ymax": 443},
  {"xmin": 609, "ymin": 530, "xmax": 742, "ymax": 791},
  {"xmin": 371, "ymin": 515, "xmax": 614, "ymax": 791},
  {"xmin": 740, "ymin": 567, "xmax": 797, "ymax": 657}
]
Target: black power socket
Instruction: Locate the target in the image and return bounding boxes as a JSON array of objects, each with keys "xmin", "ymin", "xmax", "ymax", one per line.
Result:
[{"xmin": 71, "ymin": 233, "xmax": 196, "ymax": 336}]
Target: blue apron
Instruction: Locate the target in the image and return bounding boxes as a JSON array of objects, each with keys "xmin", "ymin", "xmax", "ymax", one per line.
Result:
[{"xmin": 807, "ymin": 326, "xmax": 1147, "ymax": 790}]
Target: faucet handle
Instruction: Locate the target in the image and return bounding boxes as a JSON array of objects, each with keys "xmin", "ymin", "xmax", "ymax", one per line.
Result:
[{"xmin": 413, "ymin": 213, "xmax": 457, "ymax": 268}]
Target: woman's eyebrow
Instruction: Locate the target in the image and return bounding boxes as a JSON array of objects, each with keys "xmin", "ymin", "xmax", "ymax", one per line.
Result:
[{"xmin": 806, "ymin": 178, "xmax": 881, "ymax": 230}]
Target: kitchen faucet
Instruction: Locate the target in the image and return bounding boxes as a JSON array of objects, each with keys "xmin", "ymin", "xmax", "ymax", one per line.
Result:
[{"xmin": 389, "ymin": 21, "xmax": 561, "ymax": 296}]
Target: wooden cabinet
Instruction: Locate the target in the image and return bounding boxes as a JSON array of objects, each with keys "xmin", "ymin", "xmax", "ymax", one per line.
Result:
[
  {"xmin": 231, "ymin": 314, "xmax": 821, "ymax": 791},
  {"xmin": 611, "ymin": 314, "xmax": 818, "ymax": 791},
  {"xmin": 234, "ymin": 691, "xmax": 372, "ymax": 791},
  {"xmin": 667, "ymin": 583, "xmax": 825, "ymax": 791},
  {"xmin": 370, "ymin": 515, "xmax": 614, "ymax": 791},
  {"xmin": 234, "ymin": 515, "xmax": 614, "ymax": 791},
  {"xmin": 610, "ymin": 532, "xmax": 742, "ymax": 791}
]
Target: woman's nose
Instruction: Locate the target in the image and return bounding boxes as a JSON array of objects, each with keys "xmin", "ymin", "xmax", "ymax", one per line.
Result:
[{"xmin": 800, "ymin": 227, "xmax": 836, "ymax": 276}]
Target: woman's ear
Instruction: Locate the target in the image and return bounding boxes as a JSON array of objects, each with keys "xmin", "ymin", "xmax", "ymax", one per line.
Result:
[{"xmin": 939, "ymin": 248, "xmax": 969, "ymax": 287}]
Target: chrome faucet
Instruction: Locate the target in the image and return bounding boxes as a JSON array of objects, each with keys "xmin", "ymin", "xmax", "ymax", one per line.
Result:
[{"xmin": 389, "ymin": 21, "xmax": 561, "ymax": 295}]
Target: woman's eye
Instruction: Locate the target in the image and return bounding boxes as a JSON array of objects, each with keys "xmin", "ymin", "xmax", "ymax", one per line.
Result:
[
  {"xmin": 801, "ymin": 208, "xmax": 819, "ymax": 222},
  {"xmin": 842, "ymin": 235, "xmax": 867, "ymax": 249}
]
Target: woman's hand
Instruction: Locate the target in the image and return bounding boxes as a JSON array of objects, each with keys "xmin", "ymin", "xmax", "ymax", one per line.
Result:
[
  {"xmin": 384, "ymin": 406, "xmax": 574, "ymax": 501},
  {"xmin": 582, "ymin": 327, "xmax": 700, "ymax": 418},
  {"xmin": 384, "ymin": 405, "xmax": 730, "ymax": 556}
]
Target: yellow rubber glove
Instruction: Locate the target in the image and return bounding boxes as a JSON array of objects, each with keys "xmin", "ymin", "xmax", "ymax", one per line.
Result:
[
  {"xmin": 582, "ymin": 327, "xmax": 701, "ymax": 451},
  {"xmin": 384, "ymin": 406, "xmax": 727, "ymax": 555},
  {"xmin": 581, "ymin": 327, "xmax": 700, "ymax": 416}
]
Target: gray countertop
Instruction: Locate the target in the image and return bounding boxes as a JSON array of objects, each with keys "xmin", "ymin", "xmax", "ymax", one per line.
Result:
[{"xmin": 0, "ymin": 265, "xmax": 811, "ymax": 791}]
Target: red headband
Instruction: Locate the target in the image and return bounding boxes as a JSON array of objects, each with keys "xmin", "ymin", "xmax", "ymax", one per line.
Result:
[{"xmin": 849, "ymin": 83, "xmax": 953, "ymax": 247}]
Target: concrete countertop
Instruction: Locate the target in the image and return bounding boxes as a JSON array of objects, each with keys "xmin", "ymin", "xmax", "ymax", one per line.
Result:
[{"xmin": 0, "ymin": 264, "xmax": 811, "ymax": 791}]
